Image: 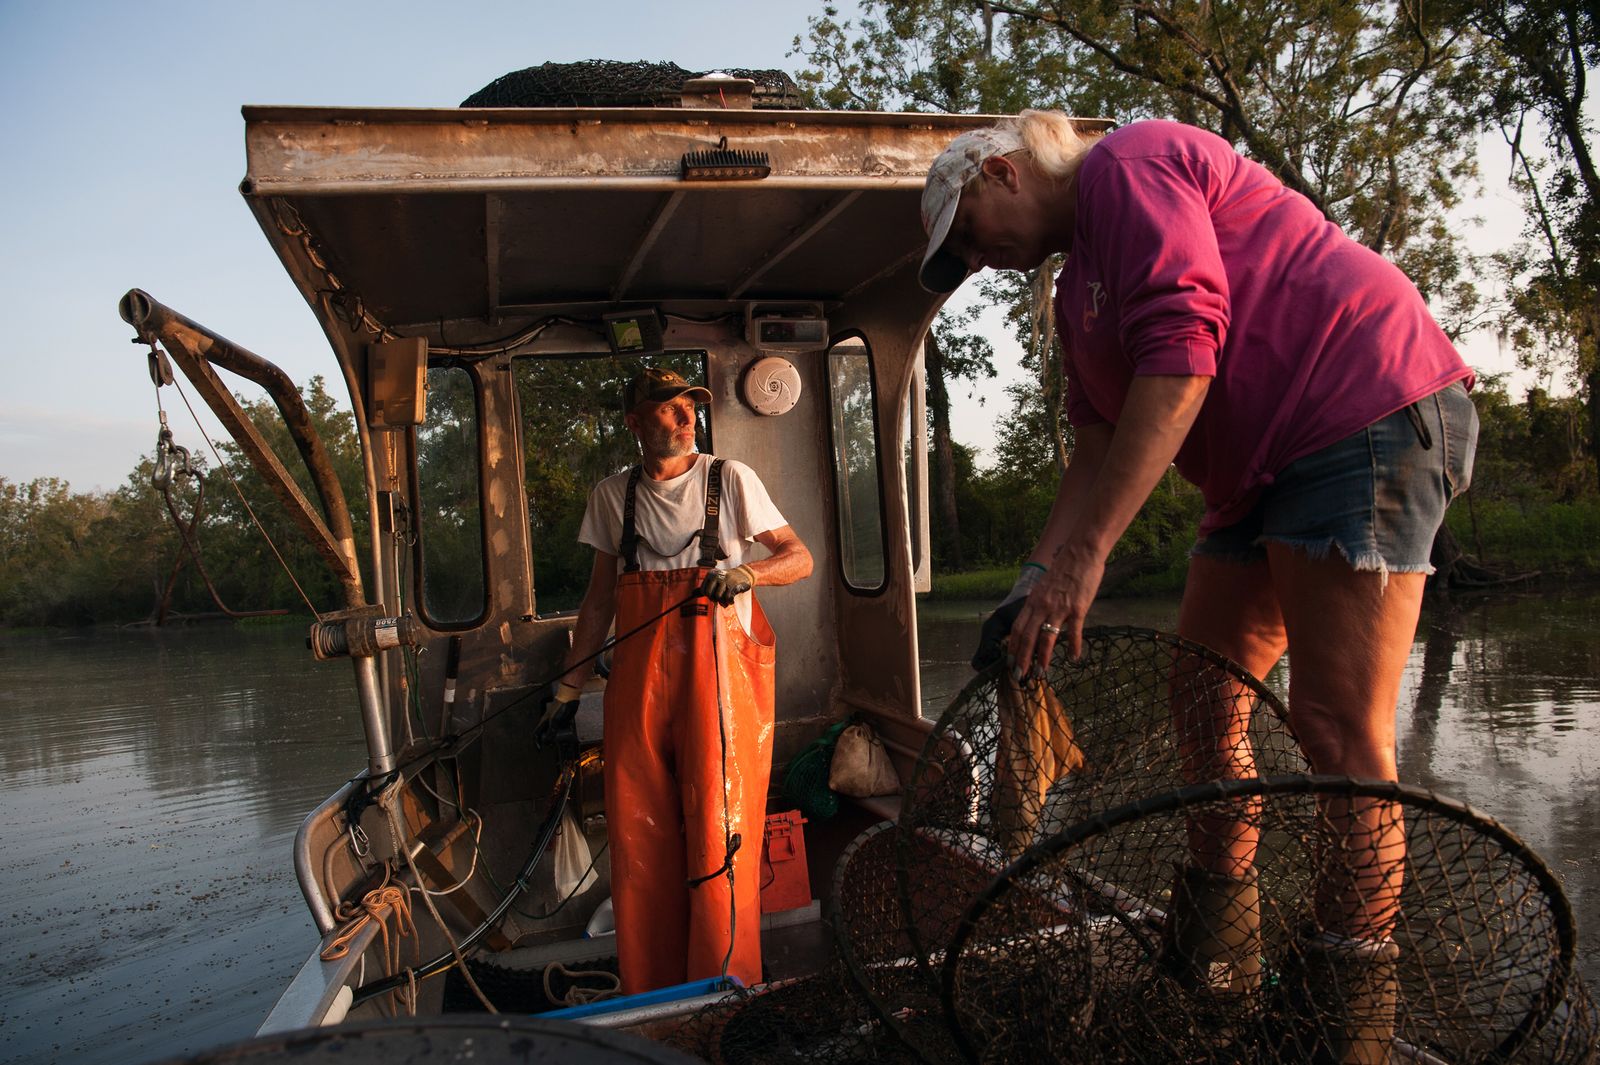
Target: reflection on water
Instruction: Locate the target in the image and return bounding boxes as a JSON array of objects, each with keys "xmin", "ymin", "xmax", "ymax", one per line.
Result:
[
  {"xmin": 1396, "ymin": 592, "xmax": 1600, "ymax": 993},
  {"xmin": 1, "ymin": 589, "xmax": 1595, "ymax": 1063},
  {"xmin": 0, "ymin": 625, "xmax": 362, "ymax": 1065}
]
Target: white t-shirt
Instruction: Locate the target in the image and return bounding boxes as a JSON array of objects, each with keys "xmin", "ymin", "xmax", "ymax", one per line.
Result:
[{"xmin": 578, "ymin": 453, "xmax": 788, "ymax": 633}]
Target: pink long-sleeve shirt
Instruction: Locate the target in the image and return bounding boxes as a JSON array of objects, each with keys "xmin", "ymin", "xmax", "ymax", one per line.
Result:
[{"xmin": 1055, "ymin": 120, "xmax": 1472, "ymax": 534}]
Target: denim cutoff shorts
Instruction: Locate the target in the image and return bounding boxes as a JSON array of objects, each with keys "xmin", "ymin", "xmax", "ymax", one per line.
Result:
[{"xmin": 1192, "ymin": 381, "xmax": 1478, "ymax": 577}]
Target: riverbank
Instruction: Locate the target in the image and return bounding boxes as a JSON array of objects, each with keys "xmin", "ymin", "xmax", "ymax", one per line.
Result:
[
  {"xmin": 925, "ymin": 556, "xmax": 1600, "ymax": 602},
  {"xmin": 924, "ymin": 495, "xmax": 1600, "ymax": 602}
]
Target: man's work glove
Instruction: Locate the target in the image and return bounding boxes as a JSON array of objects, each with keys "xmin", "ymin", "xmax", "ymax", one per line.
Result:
[
  {"xmin": 972, "ymin": 563, "xmax": 1047, "ymax": 671},
  {"xmin": 535, "ymin": 681, "xmax": 583, "ymax": 748},
  {"xmin": 700, "ymin": 564, "xmax": 756, "ymax": 607}
]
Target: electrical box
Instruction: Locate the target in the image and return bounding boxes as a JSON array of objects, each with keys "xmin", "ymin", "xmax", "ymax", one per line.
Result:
[
  {"xmin": 746, "ymin": 303, "xmax": 828, "ymax": 353},
  {"xmin": 366, "ymin": 337, "xmax": 427, "ymax": 427}
]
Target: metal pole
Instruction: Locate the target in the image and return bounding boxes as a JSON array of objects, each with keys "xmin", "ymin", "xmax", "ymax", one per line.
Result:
[{"xmin": 354, "ymin": 656, "xmax": 395, "ymax": 778}]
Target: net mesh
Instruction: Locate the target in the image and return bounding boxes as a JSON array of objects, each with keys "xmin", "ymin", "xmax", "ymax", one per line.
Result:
[
  {"xmin": 869, "ymin": 626, "xmax": 1307, "ymax": 1045},
  {"xmin": 830, "ymin": 822, "xmax": 963, "ymax": 1062},
  {"xmin": 461, "ymin": 60, "xmax": 803, "ymax": 109},
  {"xmin": 942, "ymin": 776, "xmax": 1586, "ymax": 1064}
]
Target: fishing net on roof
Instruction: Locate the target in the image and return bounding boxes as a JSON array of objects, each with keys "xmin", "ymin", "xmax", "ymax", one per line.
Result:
[
  {"xmin": 461, "ymin": 60, "xmax": 803, "ymax": 108},
  {"xmin": 940, "ymin": 775, "xmax": 1585, "ymax": 1064}
]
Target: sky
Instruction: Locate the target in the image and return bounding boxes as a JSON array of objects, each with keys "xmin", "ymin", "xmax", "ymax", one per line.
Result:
[{"xmin": 0, "ymin": 0, "xmax": 1563, "ymax": 493}]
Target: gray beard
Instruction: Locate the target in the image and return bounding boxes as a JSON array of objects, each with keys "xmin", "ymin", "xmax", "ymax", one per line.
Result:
[{"xmin": 643, "ymin": 425, "xmax": 694, "ymax": 460}]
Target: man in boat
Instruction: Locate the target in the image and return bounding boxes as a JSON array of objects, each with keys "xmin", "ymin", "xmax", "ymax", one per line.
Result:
[{"xmin": 540, "ymin": 366, "xmax": 813, "ymax": 995}]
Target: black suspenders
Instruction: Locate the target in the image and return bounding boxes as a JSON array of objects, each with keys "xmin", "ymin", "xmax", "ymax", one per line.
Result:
[
  {"xmin": 620, "ymin": 466, "xmax": 646, "ymax": 573},
  {"xmin": 619, "ymin": 458, "xmax": 727, "ymax": 573},
  {"xmin": 696, "ymin": 459, "xmax": 725, "ymax": 569}
]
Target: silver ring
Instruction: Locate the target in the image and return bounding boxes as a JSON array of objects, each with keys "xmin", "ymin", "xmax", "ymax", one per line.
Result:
[{"xmin": 1040, "ymin": 623, "xmax": 1061, "ymax": 634}]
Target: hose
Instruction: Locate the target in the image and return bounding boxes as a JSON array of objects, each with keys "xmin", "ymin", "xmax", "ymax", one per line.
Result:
[{"xmin": 348, "ymin": 750, "xmax": 592, "ymax": 1007}]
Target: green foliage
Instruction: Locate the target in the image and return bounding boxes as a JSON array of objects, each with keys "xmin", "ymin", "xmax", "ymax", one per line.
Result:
[
  {"xmin": 793, "ymin": 0, "xmax": 1599, "ymax": 579},
  {"xmin": 1459, "ymin": 1, "xmax": 1597, "ymax": 364},
  {"xmin": 1, "ymin": 376, "xmax": 369, "ymax": 627},
  {"xmin": 206, "ymin": 375, "xmax": 370, "ymax": 615},
  {"xmin": 926, "ymin": 304, "xmax": 998, "ymax": 569},
  {"xmin": 1440, "ymin": 373, "xmax": 1597, "ymax": 570},
  {"xmin": 1, "ymin": 466, "xmax": 201, "ymax": 626},
  {"xmin": 1448, "ymin": 497, "xmax": 1600, "ymax": 570},
  {"xmin": 1463, "ymin": 374, "xmax": 1594, "ymax": 504},
  {"xmin": 931, "ymin": 304, "xmax": 998, "ymax": 390},
  {"xmin": 925, "ymin": 565, "xmax": 1022, "ymax": 599},
  {"xmin": 795, "ymin": 0, "xmax": 1485, "ymax": 310},
  {"xmin": 414, "ymin": 365, "xmax": 487, "ymax": 624}
]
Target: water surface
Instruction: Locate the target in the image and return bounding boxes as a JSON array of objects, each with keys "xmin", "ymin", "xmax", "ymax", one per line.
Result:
[
  {"xmin": 0, "ymin": 589, "xmax": 1595, "ymax": 1063},
  {"xmin": 0, "ymin": 625, "xmax": 363, "ymax": 1064}
]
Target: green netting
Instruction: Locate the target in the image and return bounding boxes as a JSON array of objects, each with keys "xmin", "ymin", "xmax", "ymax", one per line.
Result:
[{"xmin": 782, "ymin": 719, "xmax": 850, "ymax": 822}]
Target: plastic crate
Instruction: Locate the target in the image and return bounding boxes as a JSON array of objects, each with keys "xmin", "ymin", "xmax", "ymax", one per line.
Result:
[{"xmin": 759, "ymin": 809, "xmax": 811, "ymax": 913}]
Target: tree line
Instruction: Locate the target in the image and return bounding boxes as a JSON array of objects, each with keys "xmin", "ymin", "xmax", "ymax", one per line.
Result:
[
  {"xmin": 2, "ymin": 361, "xmax": 1595, "ymax": 628},
  {"xmin": 1, "ymin": 378, "xmax": 366, "ymax": 628}
]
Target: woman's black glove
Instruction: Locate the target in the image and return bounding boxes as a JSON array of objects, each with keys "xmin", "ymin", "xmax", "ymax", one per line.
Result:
[
  {"xmin": 971, "ymin": 563, "xmax": 1047, "ymax": 670},
  {"xmin": 535, "ymin": 682, "xmax": 582, "ymax": 748}
]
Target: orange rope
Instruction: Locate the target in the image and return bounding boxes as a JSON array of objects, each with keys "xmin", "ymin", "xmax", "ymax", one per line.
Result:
[{"xmin": 321, "ymin": 873, "xmax": 417, "ymax": 971}]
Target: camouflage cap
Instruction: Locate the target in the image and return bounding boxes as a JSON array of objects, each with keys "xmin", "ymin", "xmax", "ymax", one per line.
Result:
[{"xmin": 623, "ymin": 367, "xmax": 712, "ymax": 413}]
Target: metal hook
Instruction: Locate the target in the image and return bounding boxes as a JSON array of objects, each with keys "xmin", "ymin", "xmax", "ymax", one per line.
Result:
[
  {"xmin": 349, "ymin": 821, "xmax": 371, "ymax": 859},
  {"xmin": 169, "ymin": 440, "xmax": 197, "ymax": 481},
  {"xmin": 152, "ymin": 424, "xmax": 176, "ymax": 489},
  {"xmin": 152, "ymin": 415, "xmax": 199, "ymax": 490}
]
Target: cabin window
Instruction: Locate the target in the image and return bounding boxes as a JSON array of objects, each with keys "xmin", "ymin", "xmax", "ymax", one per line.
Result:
[
  {"xmin": 414, "ymin": 363, "xmax": 487, "ymax": 626},
  {"xmin": 826, "ymin": 336, "xmax": 887, "ymax": 592},
  {"xmin": 513, "ymin": 353, "xmax": 710, "ymax": 614}
]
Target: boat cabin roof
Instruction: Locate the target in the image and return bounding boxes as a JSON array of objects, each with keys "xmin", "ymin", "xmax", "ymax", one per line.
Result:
[{"xmin": 239, "ymin": 105, "xmax": 1069, "ymax": 341}]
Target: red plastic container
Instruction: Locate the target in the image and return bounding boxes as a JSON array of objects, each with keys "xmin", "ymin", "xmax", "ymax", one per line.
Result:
[{"xmin": 759, "ymin": 809, "xmax": 811, "ymax": 913}]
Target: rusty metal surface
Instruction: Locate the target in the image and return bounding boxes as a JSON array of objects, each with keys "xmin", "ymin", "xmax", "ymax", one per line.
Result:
[
  {"xmin": 239, "ymin": 106, "xmax": 1067, "ymax": 191},
  {"xmin": 824, "ymin": 267, "xmax": 939, "ymax": 722},
  {"xmin": 237, "ymin": 107, "xmax": 1110, "ymax": 342},
  {"xmin": 119, "ymin": 289, "xmax": 364, "ymax": 607},
  {"xmin": 119, "ymin": 290, "xmax": 404, "ymax": 780}
]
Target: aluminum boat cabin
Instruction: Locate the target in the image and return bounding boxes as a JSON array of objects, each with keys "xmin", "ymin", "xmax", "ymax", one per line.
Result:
[{"xmin": 118, "ymin": 78, "xmax": 1109, "ymax": 1045}]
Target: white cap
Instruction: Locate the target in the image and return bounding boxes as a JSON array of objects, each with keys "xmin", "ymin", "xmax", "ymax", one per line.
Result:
[{"xmin": 919, "ymin": 126, "xmax": 1027, "ymax": 293}]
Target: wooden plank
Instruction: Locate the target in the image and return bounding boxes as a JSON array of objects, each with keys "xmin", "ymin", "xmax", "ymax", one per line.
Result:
[{"xmin": 401, "ymin": 788, "xmax": 514, "ymax": 951}]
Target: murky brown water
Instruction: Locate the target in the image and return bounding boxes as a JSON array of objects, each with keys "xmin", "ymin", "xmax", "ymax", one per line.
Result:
[
  {"xmin": 2, "ymin": 590, "xmax": 1596, "ymax": 1063},
  {"xmin": 0, "ymin": 625, "xmax": 364, "ymax": 1065}
]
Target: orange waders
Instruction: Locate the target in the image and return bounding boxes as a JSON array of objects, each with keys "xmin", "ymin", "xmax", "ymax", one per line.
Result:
[{"xmin": 602, "ymin": 462, "xmax": 777, "ymax": 994}]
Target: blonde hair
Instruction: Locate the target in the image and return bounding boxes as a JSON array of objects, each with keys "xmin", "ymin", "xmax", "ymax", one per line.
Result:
[{"xmin": 998, "ymin": 109, "xmax": 1103, "ymax": 182}]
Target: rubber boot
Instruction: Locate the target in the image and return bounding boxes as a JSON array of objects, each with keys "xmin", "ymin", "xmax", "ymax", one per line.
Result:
[
  {"xmin": 1277, "ymin": 932, "xmax": 1401, "ymax": 1065},
  {"xmin": 1160, "ymin": 865, "xmax": 1263, "ymax": 996}
]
